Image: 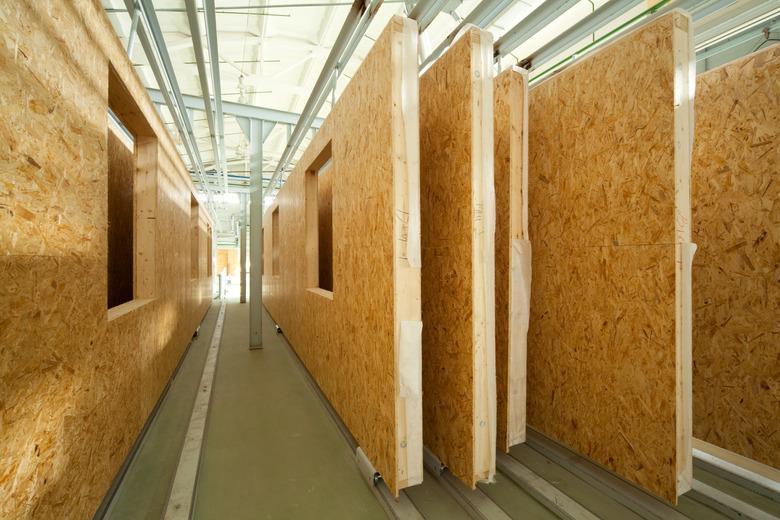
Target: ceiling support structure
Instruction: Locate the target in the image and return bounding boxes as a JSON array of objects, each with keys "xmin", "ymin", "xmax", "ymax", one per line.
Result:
[
  {"xmin": 184, "ymin": 0, "xmax": 223, "ymax": 189},
  {"xmin": 267, "ymin": 0, "xmax": 384, "ymax": 195},
  {"xmin": 493, "ymin": 0, "xmax": 579, "ymax": 61},
  {"xmin": 127, "ymin": 0, "xmax": 216, "ymax": 219},
  {"xmin": 420, "ymin": 0, "xmax": 515, "ymax": 69},
  {"xmin": 240, "ymin": 192, "xmax": 248, "ymax": 303},
  {"xmin": 249, "ymin": 119, "xmax": 264, "ymax": 349},
  {"xmin": 514, "ymin": 0, "xmax": 645, "ymax": 71},
  {"xmin": 408, "ymin": 0, "xmax": 450, "ymax": 32},
  {"xmin": 509, "ymin": 0, "xmax": 712, "ymax": 78},
  {"xmin": 127, "ymin": 0, "xmax": 140, "ymax": 55},
  {"xmin": 203, "ymin": 0, "xmax": 229, "ymax": 194},
  {"xmin": 146, "ymin": 88, "xmax": 324, "ymax": 127}
]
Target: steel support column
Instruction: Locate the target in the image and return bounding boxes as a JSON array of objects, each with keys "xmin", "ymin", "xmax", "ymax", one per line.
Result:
[
  {"xmin": 249, "ymin": 119, "xmax": 264, "ymax": 349},
  {"xmin": 240, "ymin": 192, "xmax": 247, "ymax": 303}
]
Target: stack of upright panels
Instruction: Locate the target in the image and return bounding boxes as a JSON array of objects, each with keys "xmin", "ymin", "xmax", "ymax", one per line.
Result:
[
  {"xmin": 420, "ymin": 27, "xmax": 497, "ymax": 487},
  {"xmin": 692, "ymin": 44, "xmax": 780, "ymax": 472},
  {"xmin": 262, "ymin": 16, "xmax": 422, "ymax": 496},
  {"xmin": 494, "ymin": 67, "xmax": 531, "ymax": 452},
  {"xmin": 526, "ymin": 11, "xmax": 696, "ymax": 503}
]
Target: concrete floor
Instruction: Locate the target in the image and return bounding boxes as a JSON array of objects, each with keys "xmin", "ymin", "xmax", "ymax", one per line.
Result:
[{"xmin": 102, "ymin": 295, "xmax": 779, "ymax": 520}]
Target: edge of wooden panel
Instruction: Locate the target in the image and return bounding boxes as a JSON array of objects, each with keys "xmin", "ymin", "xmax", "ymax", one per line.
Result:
[
  {"xmin": 392, "ymin": 17, "xmax": 423, "ymax": 495},
  {"xmin": 470, "ymin": 28, "xmax": 497, "ymax": 485},
  {"xmin": 672, "ymin": 10, "xmax": 695, "ymax": 498},
  {"xmin": 506, "ymin": 66, "xmax": 531, "ymax": 451}
]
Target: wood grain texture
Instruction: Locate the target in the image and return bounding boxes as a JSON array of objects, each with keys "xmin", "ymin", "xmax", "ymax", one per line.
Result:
[
  {"xmin": 494, "ymin": 67, "xmax": 530, "ymax": 452},
  {"xmin": 526, "ymin": 12, "xmax": 693, "ymax": 503},
  {"xmin": 262, "ymin": 17, "xmax": 422, "ymax": 495},
  {"xmin": 420, "ymin": 27, "xmax": 497, "ymax": 487},
  {"xmin": 0, "ymin": 1, "xmax": 213, "ymax": 517},
  {"xmin": 692, "ymin": 44, "xmax": 780, "ymax": 469}
]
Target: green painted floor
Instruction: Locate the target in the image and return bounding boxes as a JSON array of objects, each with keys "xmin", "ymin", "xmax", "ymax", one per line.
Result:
[
  {"xmin": 104, "ymin": 303, "xmax": 220, "ymax": 520},
  {"xmin": 193, "ymin": 300, "xmax": 385, "ymax": 519},
  {"xmin": 103, "ymin": 296, "xmax": 779, "ymax": 520},
  {"xmin": 104, "ymin": 298, "xmax": 386, "ymax": 519}
]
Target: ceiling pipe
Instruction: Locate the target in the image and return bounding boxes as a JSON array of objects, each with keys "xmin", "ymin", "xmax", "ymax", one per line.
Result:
[
  {"xmin": 512, "ymin": 0, "xmax": 710, "ymax": 80},
  {"xmin": 203, "ymin": 0, "xmax": 229, "ymax": 194},
  {"xmin": 420, "ymin": 0, "xmax": 515, "ymax": 69},
  {"xmin": 267, "ymin": 0, "xmax": 382, "ymax": 194},
  {"xmin": 184, "ymin": 0, "xmax": 223, "ymax": 185},
  {"xmin": 127, "ymin": 0, "xmax": 216, "ymax": 219},
  {"xmin": 492, "ymin": 0, "xmax": 579, "ymax": 62}
]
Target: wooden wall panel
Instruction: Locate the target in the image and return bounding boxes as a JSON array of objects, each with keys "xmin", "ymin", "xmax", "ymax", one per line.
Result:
[
  {"xmin": 526, "ymin": 12, "xmax": 694, "ymax": 503},
  {"xmin": 0, "ymin": 1, "xmax": 213, "ymax": 517},
  {"xmin": 262, "ymin": 16, "xmax": 421, "ymax": 495},
  {"xmin": 420, "ymin": 27, "xmax": 497, "ymax": 487},
  {"xmin": 494, "ymin": 67, "xmax": 530, "ymax": 452},
  {"xmin": 692, "ymin": 44, "xmax": 780, "ymax": 469}
]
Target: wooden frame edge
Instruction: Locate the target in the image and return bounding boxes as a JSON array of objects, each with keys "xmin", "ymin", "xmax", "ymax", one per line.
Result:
[
  {"xmin": 392, "ymin": 16, "xmax": 423, "ymax": 495},
  {"xmin": 672, "ymin": 10, "xmax": 695, "ymax": 498},
  {"xmin": 506, "ymin": 66, "xmax": 531, "ymax": 451},
  {"xmin": 470, "ymin": 28, "xmax": 497, "ymax": 485}
]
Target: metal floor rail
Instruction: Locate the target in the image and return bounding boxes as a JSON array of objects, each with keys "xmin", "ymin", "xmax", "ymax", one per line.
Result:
[{"xmin": 272, "ymin": 314, "xmax": 779, "ymax": 520}]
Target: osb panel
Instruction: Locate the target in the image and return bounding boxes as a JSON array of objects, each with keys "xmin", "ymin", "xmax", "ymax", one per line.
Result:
[
  {"xmin": 262, "ymin": 17, "xmax": 419, "ymax": 495},
  {"xmin": 527, "ymin": 13, "xmax": 690, "ymax": 503},
  {"xmin": 107, "ymin": 129, "xmax": 134, "ymax": 308},
  {"xmin": 0, "ymin": 1, "xmax": 213, "ymax": 518},
  {"xmin": 494, "ymin": 67, "xmax": 528, "ymax": 452},
  {"xmin": 692, "ymin": 45, "xmax": 780, "ymax": 469},
  {"xmin": 217, "ymin": 248, "xmax": 239, "ymax": 277},
  {"xmin": 419, "ymin": 28, "xmax": 495, "ymax": 487}
]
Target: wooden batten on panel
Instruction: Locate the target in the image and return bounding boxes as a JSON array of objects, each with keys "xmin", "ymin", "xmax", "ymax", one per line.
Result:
[
  {"xmin": 526, "ymin": 11, "xmax": 694, "ymax": 503},
  {"xmin": 420, "ymin": 26, "xmax": 497, "ymax": 488},
  {"xmin": 691, "ymin": 44, "xmax": 780, "ymax": 471},
  {"xmin": 261, "ymin": 16, "xmax": 422, "ymax": 495},
  {"xmin": 494, "ymin": 66, "xmax": 531, "ymax": 452}
]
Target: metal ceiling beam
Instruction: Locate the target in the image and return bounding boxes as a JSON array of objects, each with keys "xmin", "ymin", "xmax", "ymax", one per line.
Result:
[
  {"xmin": 493, "ymin": 0, "xmax": 579, "ymax": 60},
  {"xmin": 184, "ymin": 0, "xmax": 222, "ymax": 180},
  {"xmin": 267, "ymin": 0, "xmax": 383, "ymax": 194},
  {"xmin": 516, "ymin": 0, "xmax": 645, "ymax": 70},
  {"xmin": 147, "ymin": 88, "xmax": 324, "ymax": 127},
  {"xmin": 128, "ymin": 0, "xmax": 215, "ymax": 218},
  {"xmin": 203, "ymin": 0, "xmax": 229, "ymax": 193},
  {"xmin": 421, "ymin": 0, "xmax": 515, "ymax": 69},
  {"xmin": 515, "ymin": 0, "xmax": 712, "ymax": 75},
  {"xmin": 408, "ymin": 0, "xmax": 450, "ymax": 32}
]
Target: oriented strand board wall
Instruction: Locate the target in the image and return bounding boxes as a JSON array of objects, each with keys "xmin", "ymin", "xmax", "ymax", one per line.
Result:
[
  {"xmin": 0, "ymin": 1, "xmax": 213, "ymax": 518},
  {"xmin": 526, "ymin": 12, "xmax": 694, "ymax": 503},
  {"xmin": 217, "ymin": 248, "xmax": 239, "ymax": 277},
  {"xmin": 420, "ymin": 27, "xmax": 497, "ymax": 487},
  {"xmin": 494, "ymin": 67, "xmax": 530, "ymax": 452},
  {"xmin": 262, "ymin": 16, "xmax": 421, "ymax": 496},
  {"xmin": 692, "ymin": 44, "xmax": 780, "ymax": 469}
]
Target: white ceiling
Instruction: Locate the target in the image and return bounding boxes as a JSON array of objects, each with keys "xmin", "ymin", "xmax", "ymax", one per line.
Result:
[{"xmin": 99, "ymin": 0, "xmax": 671, "ymax": 242}]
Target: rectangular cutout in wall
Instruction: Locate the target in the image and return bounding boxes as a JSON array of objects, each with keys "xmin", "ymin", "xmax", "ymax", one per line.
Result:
[
  {"xmin": 191, "ymin": 194, "xmax": 199, "ymax": 279},
  {"xmin": 272, "ymin": 206, "xmax": 280, "ymax": 276},
  {"xmin": 305, "ymin": 143, "xmax": 334, "ymax": 293},
  {"xmin": 106, "ymin": 64, "xmax": 158, "ymax": 310},
  {"xmin": 107, "ymin": 115, "xmax": 135, "ymax": 309}
]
